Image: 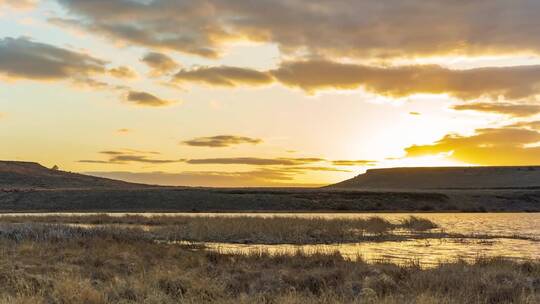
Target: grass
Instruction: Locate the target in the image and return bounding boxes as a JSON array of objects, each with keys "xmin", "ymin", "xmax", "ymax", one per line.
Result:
[
  {"xmin": 2, "ymin": 187, "xmax": 539, "ymax": 212},
  {"xmin": 1, "ymin": 214, "xmax": 441, "ymax": 244},
  {"xmin": 0, "ymin": 223, "xmax": 537, "ymax": 303}
]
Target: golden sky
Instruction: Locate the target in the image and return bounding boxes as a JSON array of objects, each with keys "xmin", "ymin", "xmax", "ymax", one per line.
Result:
[{"xmin": 1, "ymin": 0, "xmax": 540, "ymax": 187}]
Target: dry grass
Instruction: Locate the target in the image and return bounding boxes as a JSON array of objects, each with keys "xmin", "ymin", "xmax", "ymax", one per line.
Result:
[
  {"xmin": 0, "ymin": 223, "xmax": 537, "ymax": 304},
  {"xmin": 0, "ymin": 214, "xmax": 440, "ymax": 243}
]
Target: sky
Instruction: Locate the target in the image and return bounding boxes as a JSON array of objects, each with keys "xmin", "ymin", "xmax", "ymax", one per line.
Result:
[{"xmin": 1, "ymin": 0, "xmax": 540, "ymax": 187}]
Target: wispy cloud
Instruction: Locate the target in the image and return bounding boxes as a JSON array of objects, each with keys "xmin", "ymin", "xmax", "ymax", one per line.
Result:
[
  {"xmin": 108, "ymin": 66, "xmax": 137, "ymax": 79},
  {"xmin": 452, "ymin": 102, "xmax": 540, "ymax": 117},
  {"xmin": 183, "ymin": 135, "xmax": 262, "ymax": 147},
  {"xmin": 332, "ymin": 160, "xmax": 377, "ymax": 166},
  {"xmin": 185, "ymin": 157, "xmax": 325, "ymax": 166},
  {"xmin": 79, "ymin": 150, "xmax": 183, "ymax": 165},
  {"xmin": 86, "ymin": 169, "xmax": 325, "ymax": 187},
  {"xmin": 0, "ymin": 0, "xmax": 37, "ymax": 9}
]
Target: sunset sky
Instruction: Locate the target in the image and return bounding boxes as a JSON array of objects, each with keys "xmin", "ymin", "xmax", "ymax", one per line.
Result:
[{"xmin": 2, "ymin": 0, "xmax": 540, "ymax": 187}]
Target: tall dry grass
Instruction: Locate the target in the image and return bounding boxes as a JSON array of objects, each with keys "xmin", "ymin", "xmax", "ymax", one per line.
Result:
[
  {"xmin": 0, "ymin": 214, "xmax": 439, "ymax": 244},
  {"xmin": 0, "ymin": 224, "xmax": 537, "ymax": 304}
]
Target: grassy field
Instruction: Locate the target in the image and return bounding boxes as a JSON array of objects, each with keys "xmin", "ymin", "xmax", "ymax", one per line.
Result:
[
  {"xmin": 0, "ymin": 222, "xmax": 538, "ymax": 304},
  {"xmin": 1, "ymin": 188, "xmax": 539, "ymax": 213}
]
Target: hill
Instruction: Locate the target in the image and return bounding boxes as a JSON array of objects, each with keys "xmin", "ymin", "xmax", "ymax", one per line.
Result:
[
  {"xmin": 0, "ymin": 161, "xmax": 538, "ymax": 212},
  {"xmin": 0, "ymin": 161, "xmax": 147, "ymax": 190},
  {"xmin": 329, "ymin": 166, "xmax": 540, "ymax": 190}
]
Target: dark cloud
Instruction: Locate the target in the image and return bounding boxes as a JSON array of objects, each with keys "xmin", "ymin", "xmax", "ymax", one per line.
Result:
[
  {"xmin": 452, "ymin": 102, "xmax": 540, "ymax": 117},
  {"xmin": 0, "ymin": 37, "xmax": 106, "ymax": 81},
  {"xmin": 168, "ymin": 60, "xmax": 540, "ymax": 100},
  {"xmin": 183, "ymin": 135, "xmax": 262, "ymax": 147},
  {"xmin": 125, "ymin": 91, "xmax": 172, "ymax": 107},
  {"xmin": 174, "ymin": 66, "xmax": 273, "ymax": 87},
  {"xmin": 141, "ymin": 52, "xmax": 180, "ymax": 76},
  {"xmin": 55, "ymin": 0, "xmax": 540, "ymax": 59},
  {"xmin": 79, "ymin": 150, "xmax": 183, "ymax": 164},
  {"xmin": 108, "ymin": 66, "xmax": 137, "ymax": 79},
  {"xmin": 272, "ymin": 60, "xmax": 540, "ymax": 100},
  {"xmin": 332, "ymin": 160, "xmax": 376, "ymax": 166},
  {"xmin": 405, "ymin": 125, "xmax": 540, "ymax": 165},
  {"xmin": 185, "ymin": 157, "xmax": 325, "ymax": 166}
]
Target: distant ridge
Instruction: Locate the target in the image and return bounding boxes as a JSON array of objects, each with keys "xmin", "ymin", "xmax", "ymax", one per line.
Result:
[
  {"xmin": 0, "ymin": 161, "xmax": 149, "ymax": 190},
  {"xmin": 329, "ymin": 166, "xmax": 540, "ymax": 190}
]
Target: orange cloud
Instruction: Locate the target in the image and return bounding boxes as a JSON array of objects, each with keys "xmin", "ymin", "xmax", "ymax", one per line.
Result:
[
  {"xmin": 405, "ymin": 125, "xmax": 540, "ymax": 165},
  {"xmin": 108, "ymin": 66, "xmax": 137, "ymax": 79},
  {"xmin": 452, "ymin": 102, "xmax": 540, "ymax": 117}
]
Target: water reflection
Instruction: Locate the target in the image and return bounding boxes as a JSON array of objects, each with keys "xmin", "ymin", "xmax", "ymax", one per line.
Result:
[{"xmin": 203, "ymin": 237, "xmax": 539, "ymax": 267}]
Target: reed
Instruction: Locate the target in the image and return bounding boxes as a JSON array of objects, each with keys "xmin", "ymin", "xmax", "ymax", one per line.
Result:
[{"xmin": 0, "ymin": 214, "xmax": 440, "ymax": 244}]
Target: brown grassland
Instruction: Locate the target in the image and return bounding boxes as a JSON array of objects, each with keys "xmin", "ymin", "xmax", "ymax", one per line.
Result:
[
  {"xmin": 0, "ymin": 217, "xmax": 538, "ymax": 303},
  {"xmin": 0, "ymin": 223, "xmax": 538, "ymax": 304}
]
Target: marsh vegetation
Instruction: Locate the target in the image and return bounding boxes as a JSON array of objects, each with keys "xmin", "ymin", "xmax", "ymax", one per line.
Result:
[
  {"xmin": 1, "ymin": 214, "xmax": 447, "ymax": 244},
  {"xmin": 0, "ymin": 222, "xmax": 538, "ymax": 304}
]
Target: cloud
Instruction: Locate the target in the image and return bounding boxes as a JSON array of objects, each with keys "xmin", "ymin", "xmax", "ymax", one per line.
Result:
[
  {"xmin": 405, "ymin": 125, "xmax": 540, "ymax": 165},
  {"xmin": 55, "ymin": 0, "xmax": 540, "ymax": 59},
  {"xmin": 141, "ymin": 52, "xmax": 180, "ymax": 76},
  {"xmin": 0, "ymin": 0, "xmax": 37, "ymax": 9},
  {"xmin": 272, "ymin": 60, "xmax": 540, "ymax": 100},
  {"xmin": 86, "ymin": 169, "xmax": 324, "ymax": 187},
  {"xmin": 169, "ymin": 60, "xmax": 540, "ymax": 100},
  {"xmin": 289, "ymin": 166, "xmax": 352, "ymax": 173},
  {"xmin": 109, "ymin": 66, "xmax": 137, "ymax": 79},
  {"xmin": 0, "ymin": 37, "xmax": 106, "ymax": 81},
  {"xmin": 174, "ymin": 66, "xmax": 273, "ymax": 87},
  {"xmin": 125, "ymin": 91, "xmax": 172, "ymax": 107},
  {"xmin": 116, "ymin": 128, "xmax": 131, "ymax": 134},
  {"xmin": 183, "ymin": 135, "xmax": 262, "ymax": 147},
  {"xmin": 185, "ymin": 157, "xmax": 325, "ymax": 166},
  {"xmin": 452, "ymin": 102, "xmax": 540, "ymax": 117},
  {"xmin": 510, "ymin": 121, "xmax": 540, "ymax": 130},
  {"xmin": 79, "ymin": 150, "xmax": 183, "ymax": 164},
  {"xmin": 332, "ymin": 160, "xmax": 377, "ymax": 166}
]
